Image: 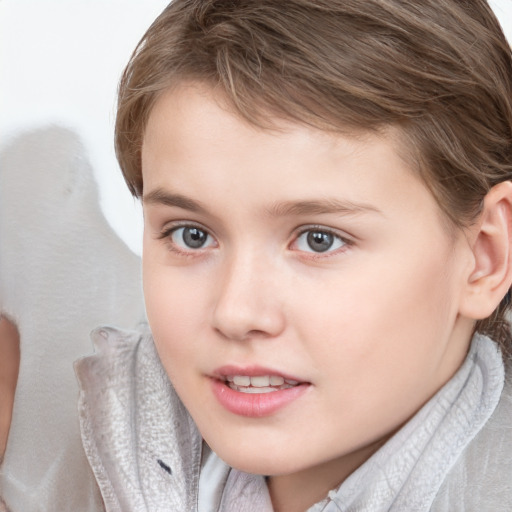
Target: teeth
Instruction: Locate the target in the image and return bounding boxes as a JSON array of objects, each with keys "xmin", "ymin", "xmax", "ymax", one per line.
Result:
[
  {"xmin": 227, "ymin": 375, "xmax": 299, "ymax": 392},
  {"xmin": 233, "ymin": 375, "xmax": 251, "ymax": 386},
  {"xmin": 231, "ymin": 375, "xmax": 280, "ymax": 387},
  {"xmin": 239, "ymin": 386, "xmax": 276, "ymax": 394},
  {"xmin": 250, "ymin": 376, "xmax": 270, "ymax": 387}
]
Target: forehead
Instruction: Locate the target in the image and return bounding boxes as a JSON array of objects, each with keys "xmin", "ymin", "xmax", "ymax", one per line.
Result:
[
  {"xmin": 141, "ymin": 83, "xmax": 446, "ymax": 227},
  {"xmin": 145, "ymin": 81, "xmax": 384, "ymax": 148},
  {"xmin": 143, "ymin": 83, "xmax": 398, "ymax": 173}
]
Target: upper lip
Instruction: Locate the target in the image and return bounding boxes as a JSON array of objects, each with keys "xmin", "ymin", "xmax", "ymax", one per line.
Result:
[{"xmin": 212, "ymin": 365, "xmax": 306, "ymax": 382}]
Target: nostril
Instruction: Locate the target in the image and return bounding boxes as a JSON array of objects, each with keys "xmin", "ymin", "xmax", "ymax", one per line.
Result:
[
  {"xmin": 213, "ymin": 325, "xmax": 273, "ymax": 342},
  {"xmin": 0, "ymin": 314, "xmax": 20, "ymax": 464}
]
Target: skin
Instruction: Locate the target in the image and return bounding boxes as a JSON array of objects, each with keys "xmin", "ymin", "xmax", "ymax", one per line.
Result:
[
  {"xmin": 141, "ymin": 83, "xmax": 487, "ymax": 512},
  {"xmin": 0, "ymin": 315, "xmax": 20, "ymax": 464}
]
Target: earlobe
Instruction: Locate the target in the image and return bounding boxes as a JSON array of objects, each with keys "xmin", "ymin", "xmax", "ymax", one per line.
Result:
[{"xmin": 460, "ymin": 181, "xmax": 512, "ymax": 320}]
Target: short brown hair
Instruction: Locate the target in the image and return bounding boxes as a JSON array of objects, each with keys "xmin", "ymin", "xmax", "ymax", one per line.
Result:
[{"xmin": 115, "ymin": 0, "xmax": 512, "ymax": 349}]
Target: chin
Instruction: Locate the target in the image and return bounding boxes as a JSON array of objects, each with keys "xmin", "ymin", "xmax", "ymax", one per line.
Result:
[{"xmin": 210, "ymin": 441, "xmax": 302, "ymax": 476}]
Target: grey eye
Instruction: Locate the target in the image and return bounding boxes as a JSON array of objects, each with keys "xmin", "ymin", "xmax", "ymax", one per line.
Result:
[
  {"xmin": 295, "ymin": 229, "xmax": 346, "ymax": 253},
  {"xmin": 306, "ymin": 231, "xmax": 334, "ymax": 252},
  {"xmin": 171, "ymin": 226, "xmax": 212, "ymax": 249}
]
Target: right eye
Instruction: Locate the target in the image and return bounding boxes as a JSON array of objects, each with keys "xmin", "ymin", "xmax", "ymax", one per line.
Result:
[{"xmin": 168, "ymin": 226, "xmax": 216, "ymax": 250}]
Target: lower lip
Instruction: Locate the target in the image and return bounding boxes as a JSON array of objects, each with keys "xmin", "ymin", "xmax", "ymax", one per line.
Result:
[{"xmin": 210, "ymin": 379, "xmax": 309, "ymax": 417}]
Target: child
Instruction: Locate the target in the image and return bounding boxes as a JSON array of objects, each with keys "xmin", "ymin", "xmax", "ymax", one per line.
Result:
[{"xmin": 75, "ymin": 0, "xmax": 512, "ymax": 510}]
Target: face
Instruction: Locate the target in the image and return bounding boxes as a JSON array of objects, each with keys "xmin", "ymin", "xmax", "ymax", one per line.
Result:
[{"xmin": 141, "ymin": 84, "xmax": 475, "ymax": 492}]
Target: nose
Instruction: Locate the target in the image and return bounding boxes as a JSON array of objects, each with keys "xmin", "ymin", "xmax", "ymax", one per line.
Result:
[{"xmin": 211, "ymin": 252, "xmax": 285, "ymax": 341}]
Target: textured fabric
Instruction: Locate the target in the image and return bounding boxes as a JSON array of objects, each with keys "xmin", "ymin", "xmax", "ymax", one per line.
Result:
[
  {"xmin": 431, "ymin": 370, "xmax": 512, "ymax": 511},
  {"xmin": 76, "ymin": 326, "xmax": 202, "ymax": 512},
  {"xmin": 198, "ymin": 447, "xmax": 273, "ymax": 512},
  {"xmin": 76, "ymin": 327, "xmax": 511, "ymax": 511}
]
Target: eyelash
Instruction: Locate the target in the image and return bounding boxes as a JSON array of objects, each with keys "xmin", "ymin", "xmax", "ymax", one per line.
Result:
[{"xmin": 157, "ymin": 223, "xmax": 353, "ymax": 258}]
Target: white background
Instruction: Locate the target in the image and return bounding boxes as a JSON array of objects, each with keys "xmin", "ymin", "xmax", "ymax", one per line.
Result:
[{"xmin": 1, "ymin": 1, "xmax": 511, "ymax": 256}]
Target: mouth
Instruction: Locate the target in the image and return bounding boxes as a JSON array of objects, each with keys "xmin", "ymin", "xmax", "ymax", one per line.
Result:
[
  {"xmin": 210, "ymin": 368, "xmax": 310, "ymax": 417},
  {"xmin": 224, "ymin": 374, "xmax": 300, "ymax": 393}
]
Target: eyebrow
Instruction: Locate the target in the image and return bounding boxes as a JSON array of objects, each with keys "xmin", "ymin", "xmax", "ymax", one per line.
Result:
[
  {"xmin": 143, "ymin": 187, "xmax": 382, "ymax": 218},
  {"xmin": 265, "ymin": 199, "xmax": 382, "ymax": 217},
  {"xmin": 143, "ymin": 188, "xmax": 208, "ymax": 214}
]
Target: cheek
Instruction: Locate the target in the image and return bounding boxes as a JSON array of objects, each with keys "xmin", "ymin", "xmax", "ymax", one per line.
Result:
[
  {"xmin": 142, "ymin": 259, "xmax": 208, "ymax": 367},
  {"xmin": 298, "ymin": 249, "xmax": 460, "ymax": 381},
  {"xmin": 292, "ymin": 262, "xmax": 461, "ymax": 446}
]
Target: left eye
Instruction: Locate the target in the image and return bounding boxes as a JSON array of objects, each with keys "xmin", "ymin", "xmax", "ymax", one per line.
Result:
[
  {"xmin": 170, "ymin": 226, "xmax": 215, "ymax": 249},
  {"xmin": 294, "ymin": 229, "xmax": 346, "ymax": 253}
]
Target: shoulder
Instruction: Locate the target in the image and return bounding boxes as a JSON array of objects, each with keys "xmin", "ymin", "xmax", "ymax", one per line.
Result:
[
  {"xmin": 75, "ymin": 325, "xmax": 202, "ymax": 512},
  {"xmin": 432, "ymin": 360, "xmax": 512, "ymax": 511}
]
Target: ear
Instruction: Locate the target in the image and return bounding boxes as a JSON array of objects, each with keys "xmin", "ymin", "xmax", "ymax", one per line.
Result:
[{"xmin": 459, "ymin": 181, "xmax": 512, "ymax": 320}]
